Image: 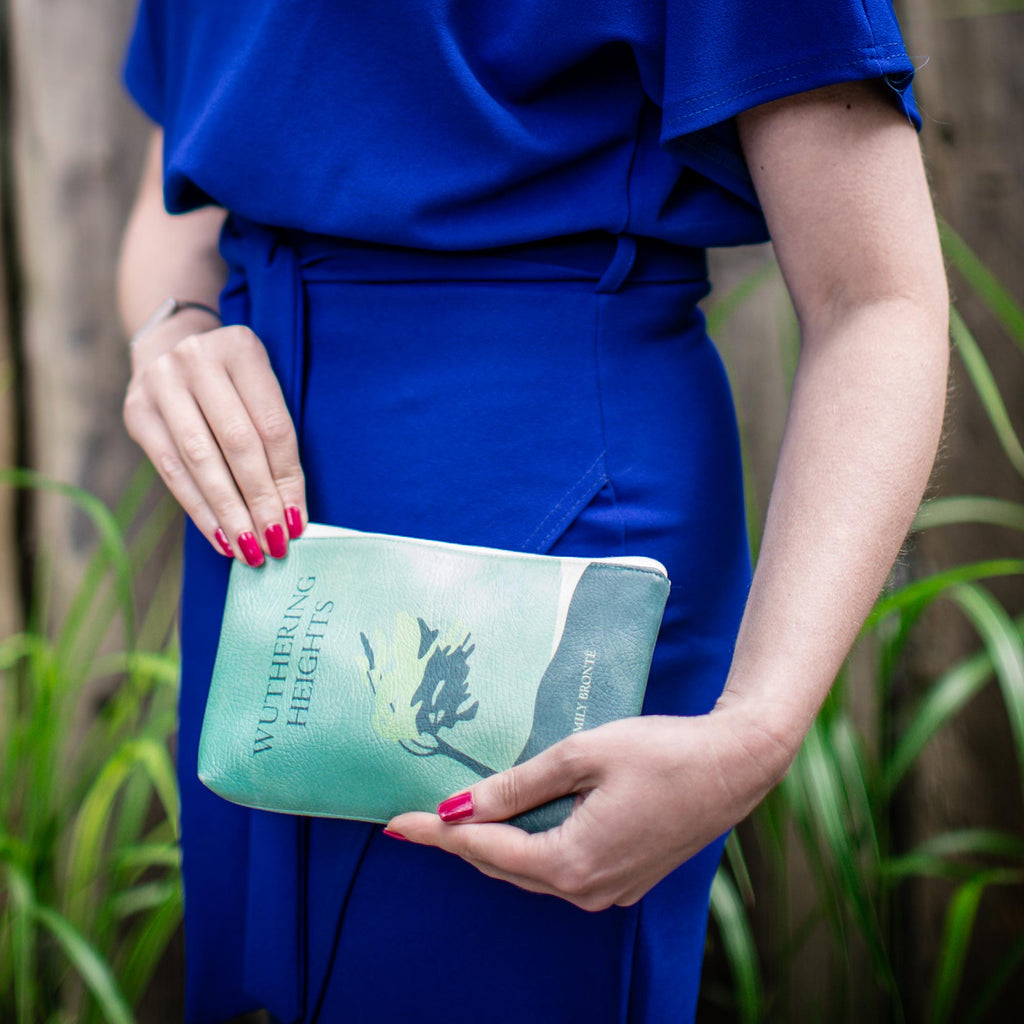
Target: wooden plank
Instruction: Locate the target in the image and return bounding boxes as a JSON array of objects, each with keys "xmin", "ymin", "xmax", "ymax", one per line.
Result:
[
  {"xmin": 0, "ymin": 8, "xmax": 20, "ymax": 642},
  {"xmin": 9, "ymin": 0, "xmax": 149, "ymax": 621},
  {"xmin": 886, "ymin": 2, "xmax": 1024, "ymax": 1015}
]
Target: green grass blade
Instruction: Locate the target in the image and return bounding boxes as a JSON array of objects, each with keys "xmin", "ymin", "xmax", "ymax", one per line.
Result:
[
  {"xmin": 865, "ymin": 559, "xmax": 1024, "ymax": 630},
  {"xmin": 67, "ymin": 736, "xmax": 181, "ymax": 932},
  {"xmin": 90, "ymin": 651, "xmax": 179, "ymax": 691},
  {"xmin": 947, "ymin": 584, "xmax": 1024, "ymax": 792},
  {"xmin": 797, "ymin": 724, "xmax": 901, "ymax": 1004},
  {"xmin": 60, "ymin": 491, "xmax": 179, "ymax": 689},
  {"xmin": 110, "ymin": 880, "xmax": 180, "ymax": 919},
  {"xmin": 913, "ymin": 496, "xmax": 1024, "ymax": 533},
  {"xmin": 710, "ymin": 868, "xmax": 764, "ymax": 1024},
  {"xmin": 132, "ymin": 738, "xmax": 180, "ymax": 837},
  {"xmin": 32, "ymin": 904, "xmax": 136, "ymax": 1024},
  {"xmin": 134, "ymin": 535, "xmax": 183, "ymax": 653},
  {"xmin": 117, "ymin": 885, "xmax": 183, "ymax": 1006},
  {"xmin": 724, "ymin": 830, "xmax": 756, "ymax": 907},
  {"xmin": 910, "ymin": 828, "xmax": 1024, "ymax": 862},
  {"xmin": 109, "ymin": 460, "xmax": 160, "ymax": 534},
  {"xmin": 950, "ymin": 308, "xmax": 1024, "ymax": 479},
  {"xmin": 883, "ymin": 829, "xmax": 1024, "ymax": 882},
  {"xmin": 6, "ymin": 864, "xmax": 38, "ymax": 1024},
  {"xmin": 114, "ymin": 843, "xmax": 181, "ymax": 876},
  {"xmin": 886, "ymin": 598, "xmax": 1024, "ymax": 796},
  {"xmin": 780, "ymin": 755, "xmax": 850, "ymax": 952},
  {"xmin": 930, "ymin": 877, "xmax": 985, "ymax": 1024},
  {"xmin": 939, "ymin": 219, "xmax": 1024, "ymax": 354},
  {"xmin": 0, "ymin": 467, "xmax": 136, "ymax": 667},
  {"xmin": 704, "ymin": 258, "xmax": 777, "ymax": 337},
  {"xmin": 887, "ymin": 643, "xmax": 997, "ymax": 794},
  {"xmin": 830, "ymin": 716, "xmax": 881, "ymax": 864},
  {"xmin": 928, "ymin": 870, "xmax": 1024, "ymax": 1024},
  {"xmin": 66, "ymin": 744, "xmax": 138, "ymax": 928}
]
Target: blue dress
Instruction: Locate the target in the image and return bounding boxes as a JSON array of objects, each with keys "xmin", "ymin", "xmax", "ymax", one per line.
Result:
[{"xmin": 123, "ymin": 4, "xmax": 920, "ymax": 1022}]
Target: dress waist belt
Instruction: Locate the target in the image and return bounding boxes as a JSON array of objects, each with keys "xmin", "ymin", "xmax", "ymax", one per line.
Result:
[{"xmin": 218, "ymin": 214, "xmax": 709, "ymax": 442}]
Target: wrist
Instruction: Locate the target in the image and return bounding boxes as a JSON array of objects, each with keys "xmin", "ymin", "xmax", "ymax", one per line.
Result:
[
  {"xmin": 129, "ymin": 305, "xmax": 222, "ymax": 373},
  {"xmin": 710, "ymin": 687, "xmax": 811, "ymax": 788},
  {"xmin": 129, "ymin": 297, "xmax": 221, "ymax": 347}
]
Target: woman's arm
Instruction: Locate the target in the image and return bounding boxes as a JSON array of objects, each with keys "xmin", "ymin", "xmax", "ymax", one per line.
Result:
[
  {"xmin": 388, "ymin": 80, "xmax": 949, "ymax": 908},
  {"xmin": 119, "ymin": 130, "xmax": 227, "ymax": 337},
  {"xmin": 719, "ymin": 80, "xmax": 949, "ymax": 746},
  {"xmin": 119, "ymin": 128, "xmax": 307, "ymax": 564}
]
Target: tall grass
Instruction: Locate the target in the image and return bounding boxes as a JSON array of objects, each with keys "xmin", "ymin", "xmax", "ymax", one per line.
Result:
[
  {"xmin": 0, "ymin": 464, "xmax": 182, "ymax": 1023},
  {"xmin": 705, "ymin": 222, "xmax": 1024, "ymax": 1021}
]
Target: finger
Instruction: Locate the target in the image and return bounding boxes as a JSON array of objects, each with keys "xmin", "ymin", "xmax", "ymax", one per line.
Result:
[
  {"xmin": 124, "ymin": 400, "xmax": 233, "ymax": 557},
  {"xmin": 148, "ymin": 379, "xmax": 262, "ymax": 563},
  {"xmin": 225, "ymin": 339, "xmax": 307, "ymax": 537},
  {"xmin": 388, "ymin": 812, "xmax": 561, "ymax": 888},
  {"xmin": 189, "ymin": 363, "xmax": 291, "ymax": 557},
  {"xmin": 433, "ymin": 734, "xmax": 595, "ymax": 825},
  {"xmin": 387, "ymin": 813, "xmax": 616, "ymax": 910}
]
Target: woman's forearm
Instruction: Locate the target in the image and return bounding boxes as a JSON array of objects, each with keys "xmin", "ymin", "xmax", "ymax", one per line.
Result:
[
  {"xmin": 716, "ymin": 297, "xmax": 948, "ymax": 766},
  {"xmin": 721, "ymin": 80, "xmax": 951, "ymax": 775},
  {"xmin": 118, "ymin": 128, "xmax": 227, "ymax": 360},
  {"xmin": 118, "ymin": 127, "xmax": 307, "ymax": 564}
]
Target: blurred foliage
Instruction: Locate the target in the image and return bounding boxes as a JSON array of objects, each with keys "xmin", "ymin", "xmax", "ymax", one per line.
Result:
[
  {"xmin": 704, "ymin": 222, "xmax": 1024, "ymax": 1022},
  {"xmin": 0, "ymin": 465, "xmax": 182, "ymax": 1023}
]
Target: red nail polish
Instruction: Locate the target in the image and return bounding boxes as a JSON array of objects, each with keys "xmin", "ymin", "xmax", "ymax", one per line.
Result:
[
  {"xmin": 285, "ymin": 506, "xmax": 304, "ymax": 539},
  {"xmin": 238, "ymin": 532, "xmax": 264, "ymax": 567},
  {"xmin": 437, "ymin": 792, "xmax": 474, "ymax": 822},
  {"xmin": 382, "ymin": 828, "xmax": 408, "ymax": 841},
  {"xmin": 266, "ymin": 523, "xmax": 287, "ymax": 559},
  {"xmin": 214, "ymin": 528, "xmax": 233, "ymax": 557}
]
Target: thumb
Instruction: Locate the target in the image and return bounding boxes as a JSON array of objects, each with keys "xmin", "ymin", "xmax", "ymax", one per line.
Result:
[{"xmin": 436, "ymin": 734, "xmax": 593, "ymax": 824}]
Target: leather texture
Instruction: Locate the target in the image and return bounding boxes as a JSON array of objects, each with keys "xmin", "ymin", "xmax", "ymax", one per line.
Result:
[{"xmin": 199, "ymin": 528, "xmax": 669, "ymax": 832}]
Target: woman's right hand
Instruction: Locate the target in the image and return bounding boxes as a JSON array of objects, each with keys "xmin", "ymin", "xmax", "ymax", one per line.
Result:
[{"xmin": 123, "ymin": 310, "xmax": 307, "ymax": 566}]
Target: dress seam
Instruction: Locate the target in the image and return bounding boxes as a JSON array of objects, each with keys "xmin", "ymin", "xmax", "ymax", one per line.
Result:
[{"xmin": 523, "ymin": 453, "xmax": 607, "ymax": 552}]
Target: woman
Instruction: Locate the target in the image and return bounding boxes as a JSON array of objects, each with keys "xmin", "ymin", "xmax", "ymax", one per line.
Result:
[{"xmin": 118, "ymin": 2, "xmax": 948, "ymax": 1021}]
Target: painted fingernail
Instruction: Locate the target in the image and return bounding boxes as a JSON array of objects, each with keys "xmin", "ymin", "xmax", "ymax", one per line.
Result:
[
  {"xmin": 285, "ymin": 506, "xmax": 304, "ymax": 539},
  {"xmin": 238, "ymin": 532, "xmax": 264, "ymax": 567},
  {"xmin": 265, "ymin": 523, "xmax": 287, "ymax": 559},
  {"xmin": 214, "ymin": 528, "xmax": 234, "ymax": 557},
  {"xmin": 437, "ymin": 792, "xmax": 474, "ymax": 822},
  {"xmin": 382, "ymin": 828, "xmax": 408, "ymax": 841}
]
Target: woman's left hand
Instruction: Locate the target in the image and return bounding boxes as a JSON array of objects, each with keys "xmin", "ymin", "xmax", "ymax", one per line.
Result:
[{"xmin": 386, "ymin": 707, "xmax": 790, "ymax": 910}]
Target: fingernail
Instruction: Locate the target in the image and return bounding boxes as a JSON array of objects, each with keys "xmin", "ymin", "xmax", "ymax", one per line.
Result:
[
  {"xmin": 238, "ymin": 532, "xmax": 264, "ymax": 567},
  {"xmin": 382, "ymin": 828, "xmax": 408, "ymax": 841},
  {"xmin": 437, "ymin": 792, "xmax": 474, "ymax": 822},
  {"xmin": 214, "ymin": 528, "xmax": 234, "ymax": 557},
  {"xmin": 265, "ymin": 523, "xmax": 287, "ymax": 559},
  {"xmin": 285, "ymin": 506, "xmax": 304, "ymax": 539}
]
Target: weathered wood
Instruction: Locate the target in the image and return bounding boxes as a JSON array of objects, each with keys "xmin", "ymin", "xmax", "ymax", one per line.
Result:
[
  {"xmin": 9, "ymin": 0, "xmax": 148, "ymax": 619},
  {"xmin": 896, "ymin": 5, "xmax": 1024, "ymax": 1018},
  {"xmin": 0, "ymin": 8, "xmax": 20, "ymax": 642},
  {"xmin": 6, "ymin": 4, "xmax": 186, "ymax": 1018}
]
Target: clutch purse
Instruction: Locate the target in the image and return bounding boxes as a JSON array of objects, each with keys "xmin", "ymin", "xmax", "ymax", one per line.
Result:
[{"xmin": 198, "ymin": 524, "xmax": 670, "ymax": 832}]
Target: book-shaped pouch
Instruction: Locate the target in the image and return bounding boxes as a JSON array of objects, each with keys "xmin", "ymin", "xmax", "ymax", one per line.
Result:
[{"xmin": 198, "ymin": 524, "xmax": 670, "ymax": 832}]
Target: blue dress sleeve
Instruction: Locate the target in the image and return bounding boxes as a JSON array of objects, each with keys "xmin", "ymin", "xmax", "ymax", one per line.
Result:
[
  {"xmin": 123, "ymin": 0, "xmax": 166, "ymax": 125},
  {"xmin": 658, "ymin": 0, "xmax": 920, "ymax": 206}
]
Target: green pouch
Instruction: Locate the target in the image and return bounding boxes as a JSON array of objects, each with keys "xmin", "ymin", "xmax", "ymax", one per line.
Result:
[{"xmin": 198, "ymin": 525, "xmax": 670, "ymax": 832}]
